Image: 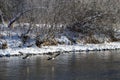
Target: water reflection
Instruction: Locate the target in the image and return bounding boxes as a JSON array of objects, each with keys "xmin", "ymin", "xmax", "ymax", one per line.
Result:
[{"xmin": 0, "ymin": 50, "xmax": 120, "ymax": 80}]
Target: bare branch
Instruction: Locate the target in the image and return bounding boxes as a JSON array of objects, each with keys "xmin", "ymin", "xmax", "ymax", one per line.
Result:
[{"xmin": 8, "ymin": 7, "xmax": 47, "ymax": 28}]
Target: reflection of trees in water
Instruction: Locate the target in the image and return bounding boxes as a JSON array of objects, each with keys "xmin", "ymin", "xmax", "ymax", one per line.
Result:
[
  {"xmin": 1, "ymin": 51, "xmax": 120, "ymax": 80},
  {"xmin": 0, "ymin": 58, "xmax": 8, "ymax": 80},
  {"xmin": 66, "ymin": 51, "xmax": 120, "ymax": 80},
  {"xmin": 34, "ymin": 57, "xmax": 55, "ymax": 80}
]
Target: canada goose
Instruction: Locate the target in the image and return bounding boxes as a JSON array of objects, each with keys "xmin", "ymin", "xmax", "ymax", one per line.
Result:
[
  {"xmin": 19, "ymin": 52, "xmax": 32, "ymax": 59},
  {"xmin": 22, "ymin": 54, "xmax": 31, "ymax": 59},
  {"xmin": 47, "ymin": 52, "xmax": 61, "ymax": 60}
]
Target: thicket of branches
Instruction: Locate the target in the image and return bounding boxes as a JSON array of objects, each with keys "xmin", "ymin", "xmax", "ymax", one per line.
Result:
[{"xmin": 0, "ymin": 0, "xmax": 120, "ymax": 45}]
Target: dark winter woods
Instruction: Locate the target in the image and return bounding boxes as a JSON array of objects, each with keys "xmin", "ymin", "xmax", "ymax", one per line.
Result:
[{"xmin": 0, "ymin": 0, "xmax": 120, "ymax": 47}]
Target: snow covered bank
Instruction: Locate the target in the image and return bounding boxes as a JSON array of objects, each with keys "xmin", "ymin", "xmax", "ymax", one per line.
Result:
[
  {"xmin": 0, "ymin": 42, "xmax": 120, "ymax": 57},
  {"xmin": 0, "ymin": 24, "xmax": 120, "ymax": 57}
]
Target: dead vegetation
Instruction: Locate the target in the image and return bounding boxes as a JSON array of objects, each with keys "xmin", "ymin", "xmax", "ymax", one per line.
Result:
[
  {"xmin": 1, "ymin": 0, "xmax": 120, "ymax": 46},
  {"xmin": 0, "ymin": 39, "xmax": 8, "ymax": 49},
  {"xmin": 35, "ymin": 39, "xmax": 58, "ymax": 47}
]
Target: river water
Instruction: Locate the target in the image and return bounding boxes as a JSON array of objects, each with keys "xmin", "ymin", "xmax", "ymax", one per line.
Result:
[{"xmin": 0, "ymin": 50, "xmax": 120, "ymax": 80}]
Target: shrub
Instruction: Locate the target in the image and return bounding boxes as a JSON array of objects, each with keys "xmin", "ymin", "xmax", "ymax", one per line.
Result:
[
  {"xmin": 42, "ymin": 39, "xmax": 58, "ymax": 46},
  {"xmin": 21, "ymin": 34, "xmax": 30, "ymax": 44},
  {"xmin": 0, "ymin": 39, "xmax": 8, "ymax": 49},
  {"xmin": 35, "ymin": 39, "xmax": 58, "ymax": 47},
  {"xmin": 84, "ymin": 35, "xmax": 101, "ymax": 44},
  {"xmin": 35, "ymin": 39, "xmax": 43, "ymax": 48}
]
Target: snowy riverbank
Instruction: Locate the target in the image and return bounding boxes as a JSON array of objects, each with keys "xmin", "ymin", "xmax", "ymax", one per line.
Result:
[
  {"xmin": 0, "ymin": 42, "xmax": 120, "ymax": 57},
  {"xmin": 0, "ymin": 24, "xmax": 120, "ymax": 57}
]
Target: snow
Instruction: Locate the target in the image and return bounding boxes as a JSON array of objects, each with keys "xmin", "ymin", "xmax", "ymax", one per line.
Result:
[
  {"xmin": 0, "ymin": 42, "xmax": 120, "ymax": 56},
  {"xmin": 56, "ymin": 36, "xmax": 71, "ymax": 45},
  {"xmin": 0, "ymin": 23, "xmax": 120, "ymax": 56}
]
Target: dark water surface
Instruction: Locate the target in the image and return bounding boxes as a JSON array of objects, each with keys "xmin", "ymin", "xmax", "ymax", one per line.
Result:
[{"xmin": 0, "ymin": 51, "xmax": 120, "ymax": 80}]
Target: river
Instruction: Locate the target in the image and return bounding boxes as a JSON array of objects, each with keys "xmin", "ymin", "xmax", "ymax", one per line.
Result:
[{"xmin": 0, "ymin": 50, "xmax": 120, "ymax": 80}]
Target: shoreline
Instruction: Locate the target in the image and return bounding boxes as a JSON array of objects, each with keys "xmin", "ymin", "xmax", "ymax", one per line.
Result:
[{"xmin": 0, "ymin": 42, "xmax": 120, "ymax": 57}]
